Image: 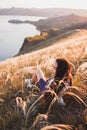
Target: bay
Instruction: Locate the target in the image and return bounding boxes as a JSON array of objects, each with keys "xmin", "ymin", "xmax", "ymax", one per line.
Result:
[{"xmin": 0, "ymin": 15, "xmax": 46, "ymax": 61}]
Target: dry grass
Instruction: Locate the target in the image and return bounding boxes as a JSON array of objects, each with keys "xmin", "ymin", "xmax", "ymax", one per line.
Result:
[
  {"xmin": 41, "ymin": 124, "xmax": 73, "ymax": 130},
  {"xmin": 0, "ymin": 29, "xmax": 87, "ymax": 87},
  {"xmin": 0, "ymin": 29, "xmax": 87, "ymax": 130}
]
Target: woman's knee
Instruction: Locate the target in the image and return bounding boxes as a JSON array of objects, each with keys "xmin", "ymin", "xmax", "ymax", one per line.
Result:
[{"xmin": 36, "ymin": 69, "xmax": 45, "ymax": 81}]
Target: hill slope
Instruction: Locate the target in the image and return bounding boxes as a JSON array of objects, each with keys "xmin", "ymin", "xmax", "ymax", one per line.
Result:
[
  {"xmin": 0, "ymin": 29, "xmax": 87, "ymax": 130},
  {"xmin": 29, "ymin": 14, "xmax": 87, "ymax": 31},
  {"xmin": 0, "ymin": 29, "xmax": 87, "ymax": 80},
  {"xmin": 18, "ymin": 14, "xmax": 87, "ymax": 55}
]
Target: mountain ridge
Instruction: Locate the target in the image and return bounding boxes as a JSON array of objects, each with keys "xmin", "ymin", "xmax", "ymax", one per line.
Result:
[
  {"xmin": 0, "ymin": 7, "xmax": 87, "ymax": 17},
  {"xmin": 27, "ymin": 14, "xmax": 87, "ymax": 31}
]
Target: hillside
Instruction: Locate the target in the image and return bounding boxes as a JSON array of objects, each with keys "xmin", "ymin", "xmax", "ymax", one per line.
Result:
[
  {"xmin": 0, "ymin": 7, "xmax": 87, "ymax": 17},
  {"xmin": 28, "ymin": 14, "xmax": 87, "ymax": 31},
  {"xmin": 18, "ymin": 15, "xmax": 87, "ymax": 55},
  {"xmin": 0, "ymin": 29, "xmax": 87, "ymax": 130},
  {"xmin": 0, "ymin": 29, "xmax": 87, "ymax": 83},
  {"xmin": 1, "ymin": 5, "xmax": 87, "ymax": 130}
]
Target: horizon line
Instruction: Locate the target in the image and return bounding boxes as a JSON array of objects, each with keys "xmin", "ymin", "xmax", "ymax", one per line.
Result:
[{"xmin": 0, "ymin": 6, "xmax": 87, "ymax": 11}]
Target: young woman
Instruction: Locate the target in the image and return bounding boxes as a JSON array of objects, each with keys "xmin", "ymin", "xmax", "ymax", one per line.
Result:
[{"xmin": 25, "ymin": 58, "xmax": 72, "ymax": 94}]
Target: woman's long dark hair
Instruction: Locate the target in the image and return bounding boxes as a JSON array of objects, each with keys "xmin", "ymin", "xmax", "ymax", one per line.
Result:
[{"xmin": 55, "ymin": 58, "xmax": 72, "ymax": 85}]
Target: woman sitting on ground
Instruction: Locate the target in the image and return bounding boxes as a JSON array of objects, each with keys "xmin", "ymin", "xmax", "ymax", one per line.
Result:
[{"xmin": 25, "ymin": 58, "xmax": 72, "ymax": 94}]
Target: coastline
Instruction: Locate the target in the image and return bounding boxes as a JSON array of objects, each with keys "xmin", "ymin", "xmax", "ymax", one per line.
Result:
[{"xmin": 0, "ymin": 15, "xmax": 45, "ymax": 61}]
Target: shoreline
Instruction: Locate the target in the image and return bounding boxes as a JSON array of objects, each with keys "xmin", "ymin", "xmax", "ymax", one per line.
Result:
[
  {"xmin": 8, "ymin": 19, "xmax": 44, "ymax": 32},
  {"xmin": 0, "ymin": 15, "xmax": 43, "ymax": 61}
]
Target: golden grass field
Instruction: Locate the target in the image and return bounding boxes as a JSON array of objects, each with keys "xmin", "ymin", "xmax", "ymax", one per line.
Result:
[
  {"xmin": 0, "ymin": 29, "xmax": 87, "ymax": 87},
  {"xmin": 0, "ymin": 29, "xmax": 87, "ymax": 130}
]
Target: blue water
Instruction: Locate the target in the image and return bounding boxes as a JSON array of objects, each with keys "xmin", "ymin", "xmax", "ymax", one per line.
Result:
[{"xmin": 0, "ymin": 15, "xmax": 46, "ymax": 61}]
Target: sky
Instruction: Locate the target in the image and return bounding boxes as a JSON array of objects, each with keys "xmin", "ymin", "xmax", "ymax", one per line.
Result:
[{"xmin": 0, "ymin": 0, "xmax": 87, "ymax": 10}]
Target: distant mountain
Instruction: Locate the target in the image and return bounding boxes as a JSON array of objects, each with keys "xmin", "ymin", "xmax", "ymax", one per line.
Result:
[
  {"xmin": 0, "ymin": 7, "xmax": 87, "ymax": 18},
  {"xmin": 28, "ymin": 14, "xmax": 87, "ymax": 31}
]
